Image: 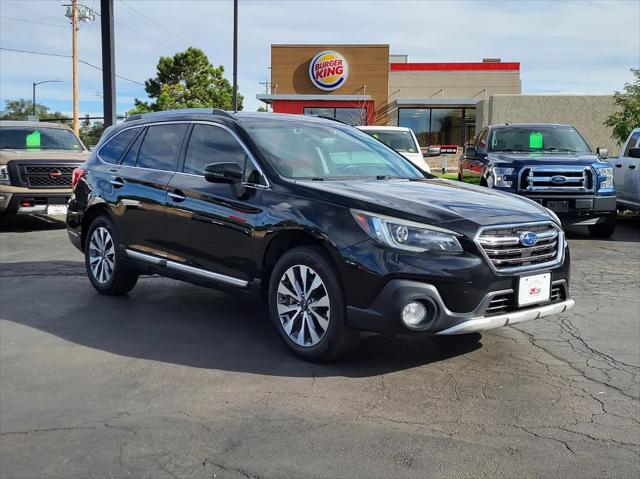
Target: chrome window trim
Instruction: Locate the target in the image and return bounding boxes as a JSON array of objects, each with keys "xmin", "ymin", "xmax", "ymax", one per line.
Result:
[
  {"xmin": 474, "ymin": 221, "xmax": 565, "ymax": 275},
  {"xmin": 96, "ymin": 120, "xmax": 270, "ymax": 188},
  {"xmin": 125, "ymin": 249, "xmax": 249, "ymax": 287}
]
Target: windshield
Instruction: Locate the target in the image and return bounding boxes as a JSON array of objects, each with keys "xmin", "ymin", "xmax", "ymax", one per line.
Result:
[
  {"xmin": 488, "ymin": 126, "xmax": 591, "ymax": 154},
  {"xmin": 245, "ymin": 121, "xmax": 424, "ymax": 180},
  {"xmin": 362, "ymin": 129, "xmax": 418, "ymax": 154},
  {"xmin": 0, "ymin": 127, "xmax": 84, "ymax": 151}
]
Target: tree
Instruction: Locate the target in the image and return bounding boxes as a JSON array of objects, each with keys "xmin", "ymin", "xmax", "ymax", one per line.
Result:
[
  {"xmin": 130, "ymin": 47, "xmax": 242, "ymax": 114},
  {"xmin": 79, "ymin": 118, "xmax": 104, "ymax": 147},
  {"xmin": 0, "ymin": 99, "xmax": 65, "ymax": 121},
  {"xmin": 257, "ymin": 106, "xmax": 267, "ymax": 112},
  {"xmin": 605, "ymin": 68, "xmax": 640, "ymax": 145}
]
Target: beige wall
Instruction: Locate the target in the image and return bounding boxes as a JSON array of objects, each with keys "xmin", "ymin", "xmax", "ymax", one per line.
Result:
[
  {"xmin": 388, "ymin": 71, "xmax": 521, "ymax": 100},
  {"xmin": 477, "ymin": 94, "xmax": 619, "ymax": 154}
]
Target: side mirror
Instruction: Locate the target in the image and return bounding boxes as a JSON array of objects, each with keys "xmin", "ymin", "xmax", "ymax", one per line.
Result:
[
  {"xmin": 628, "ymin": 147, "xmax": 640, "ymax": 159},
  {"xmin": 426, "ymin": 146, "xmax": 441, "ymax": 157},
  {"xmin": 597, "ymin": 147, "xmax": 608, "ymax": 159},
  {"xmin": 465, "ymin": 146, "xmax": 477, "ymax": 156},
  {"xmin": 204, "ymin": 162, "xmax": 243, "ymax": 184}
]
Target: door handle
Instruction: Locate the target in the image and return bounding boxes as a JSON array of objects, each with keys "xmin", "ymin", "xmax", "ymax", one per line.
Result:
[
  {"xmin": 109, "ymin": 177, "xmax": 125, "ymax": 188},
  {"xmin": 629, "ymin": 165, "xmax": 636, "ymax": 169},
  {"xmin": 168, "ymin": 190, "xmax": 186, "ymax": 202},
  {"xmin": 615, "ymin": 164, "xmax": 622, "ymax": 168}
]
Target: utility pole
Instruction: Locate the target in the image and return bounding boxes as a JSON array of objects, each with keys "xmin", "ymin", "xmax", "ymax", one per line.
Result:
[
  {"xmin": 65, "ymin": 2, "xmax": 95, "ymax": 134},
  {"xmin": 100, "ymin": 0, "xmax": 116, "ymax": 128},
  {"xmin": 232, "ymin": 0, "xmax": 238, "ymax": 112}
]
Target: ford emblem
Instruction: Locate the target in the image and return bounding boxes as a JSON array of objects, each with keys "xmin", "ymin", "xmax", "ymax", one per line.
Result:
[
  {"xmin": 520, "ymin": 231, "xmax": 538, "ymax": 247},
  {"xmin": 551, "ymin": 175, "xmax": 567, "ymax": 184}
]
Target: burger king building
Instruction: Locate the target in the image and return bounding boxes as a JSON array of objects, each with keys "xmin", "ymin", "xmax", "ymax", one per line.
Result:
[{"xmin": 257, "ymin": 44, "xmax": 522, "ymax": 149}]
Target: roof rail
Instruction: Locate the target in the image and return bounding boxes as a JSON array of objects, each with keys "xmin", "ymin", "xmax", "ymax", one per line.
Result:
[{"xmin": 124, "ymin": 108, "xmax": 236, "ymax": 122}]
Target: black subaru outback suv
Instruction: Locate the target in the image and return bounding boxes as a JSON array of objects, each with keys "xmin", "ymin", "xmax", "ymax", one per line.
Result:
[{"xmin": 67, "ymin": 110, "xmax": 574, "ymax": 362}]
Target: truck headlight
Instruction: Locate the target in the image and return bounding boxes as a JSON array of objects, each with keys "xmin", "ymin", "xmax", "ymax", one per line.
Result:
[
  {"xmin": 0, "ymin": 166, "xmax": 10, "ymax": 185},
  {"xmin": 596, "ymin": 167, "xmax": 614, "ymax": 189},
  {"xmin": 491, "ymin": 167, "xmax": 514, "ymax": 187},
  {"xmin": 351, "ymin": 210, "xmax": 463, "ymax": 253}
]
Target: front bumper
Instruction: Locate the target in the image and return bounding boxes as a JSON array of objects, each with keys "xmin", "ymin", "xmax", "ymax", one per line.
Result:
[
  {"xmin": 525, "ymin": 194, "xmax": 617, "ymax": 224},
  {"xmin": 346, "ymin": 278, "xmax": 573, "ymax": 335},
  {"xmin": 0, "ymin": 191, "xmax": 71, "ymax": 215}
]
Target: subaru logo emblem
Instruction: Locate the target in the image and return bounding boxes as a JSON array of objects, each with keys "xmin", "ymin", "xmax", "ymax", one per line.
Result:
[
  {"xmin": 551, "ymin": 175, "xmax": 567, "ymax": 184},
  {"xmin": 520, "ymin": 231, "xmax": 538, "ymax": 247}
]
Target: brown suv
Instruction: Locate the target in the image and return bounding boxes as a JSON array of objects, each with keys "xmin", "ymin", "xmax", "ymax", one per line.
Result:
[{"xmin": 0, "ymin": 121, "xmax": 89, "ymax": 217}]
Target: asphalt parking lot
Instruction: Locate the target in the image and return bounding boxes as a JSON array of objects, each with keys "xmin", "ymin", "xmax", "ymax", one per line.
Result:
[{"xmin": 0, "ymin": 214, "xmax": 639, "ymax": 479}]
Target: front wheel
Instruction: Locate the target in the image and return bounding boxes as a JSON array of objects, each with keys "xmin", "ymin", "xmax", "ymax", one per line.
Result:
[
  {"xmin": 267, "ymin": 246, "xmax": 359, "ymax": 362},
  {"xmin": 85, "ymin": 215, "xmax": 138, "ymax": 295},
  {"xmin": 588, "ymin": 213, "xmax": 616, "ymax": 238}
]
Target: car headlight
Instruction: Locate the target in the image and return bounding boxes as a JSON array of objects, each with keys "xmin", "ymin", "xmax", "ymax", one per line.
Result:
[
  {"xmin": 351, "ymin": 210, "xmax": 463, "ymax": 253},
  {"xmin": 491, "ymin": 167, "xmax": 514, "ymax": 187},
  {"xmin": 545, "ymin": 207, "xmax": 562, "ymax": 226},
  {"xmin": 596, "ymin": 167, "xmax": 614, "ymax": 189},
  {"xmin": 0, "ymin": 165, "xmax": 10, "ymax": 185}
]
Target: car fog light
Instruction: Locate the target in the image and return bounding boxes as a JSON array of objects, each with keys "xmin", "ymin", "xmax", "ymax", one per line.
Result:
[{"xmin": 402, "ymin": 302, "xmax": 427, "ymax": 326}]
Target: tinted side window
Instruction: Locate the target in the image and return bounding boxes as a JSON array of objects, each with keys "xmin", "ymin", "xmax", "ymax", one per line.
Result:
[
  {"xmin": 137, "ymin": 124, "xmax": 188, "ymax": 171},
  {"xmin": 183, "ymin": 124, "xmax": 247, "ymax": 176},
  {"xmin": 624, "ymin": 131, "xmax": 640, "ymax": 157},
  {"xmin": 120, "ymin": 128, "xmax": 145, "ymax": 166},
  {"xmin": 99, "ymin": 128, "xmax": 138, "ymax": 164}
]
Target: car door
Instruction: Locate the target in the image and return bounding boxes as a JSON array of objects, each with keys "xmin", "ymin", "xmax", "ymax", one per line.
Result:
[
  {"xmin": 615, "ymin": 130, "xmax": 640, "ymax": 205},
  {"xmin": 104, "ymin": 122, "xmax": 189, "ymax": 257},
  {"xmin": 462, "ymin": 129, "xmax": 487, "ymax": 185},
  {"xmin": 164, "ymin": 122, "xmax": 267, "ymax": 285}
]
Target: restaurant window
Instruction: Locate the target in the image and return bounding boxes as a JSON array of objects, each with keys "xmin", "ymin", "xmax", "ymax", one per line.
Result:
[
  {"xmin": 398, "ymin": 107, "xmax": 475, "ymax": 147},
  {"xmin": 303, "ymin": 107, "xmax": 366, "ymax": 126}
]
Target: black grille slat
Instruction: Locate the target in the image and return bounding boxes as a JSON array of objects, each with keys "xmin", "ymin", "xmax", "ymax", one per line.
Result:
[
  {"xmin": 484, "ymin": 283, "xmax": 566, "ymax": 317},
  {"xmin": 20, "ymin": 164, "xmax": 75, "ymax": 189},
  {"xmin": 477, "ymin": 223, "xmax": 562, "ymax": 272}
]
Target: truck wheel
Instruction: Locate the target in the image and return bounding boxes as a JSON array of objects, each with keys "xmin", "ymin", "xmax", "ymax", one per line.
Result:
[
  {"xmin": 268, "ymin": 246, "xmax": 360, "ymax": 362},
  {"xmin": 588, "ymin": 213, "xmax": 617, "ymax": 238},
  {"xmin": 85, "ymin": 215, "xmax": 138, "ymax": 295}
]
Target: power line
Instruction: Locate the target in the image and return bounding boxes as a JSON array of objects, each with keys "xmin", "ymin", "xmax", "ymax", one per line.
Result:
[
  {"xmin": 0, "ymin": 15, "xmax": 68, "ymax": 29},
  {"xmin": 118, "ymin": 0, "xmax": 190, "ymax": 46},
  {"xmin": 0, "ymin": 47, "xmax": 145, "ymax": 86}
]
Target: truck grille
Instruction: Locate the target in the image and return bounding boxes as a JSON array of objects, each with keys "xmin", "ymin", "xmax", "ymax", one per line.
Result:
[
  {"xmin": 519, "ymin": 166, "xmax": 594, "ymax": 194},
  {"xmin": 477, "ymin": 222, "xmax": 563, "ymax": 273},
  {"xmin": 22, "ymin": 165, "xmax": 76, "ymax": 189}
]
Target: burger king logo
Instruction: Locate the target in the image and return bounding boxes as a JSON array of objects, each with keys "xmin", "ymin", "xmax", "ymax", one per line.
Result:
[{"xmin": 309, "ymin": 51, "xmax": 349, "ymax": 91}]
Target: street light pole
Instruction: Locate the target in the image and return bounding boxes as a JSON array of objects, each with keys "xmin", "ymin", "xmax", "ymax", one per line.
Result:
[
  {"xmin": 232, "ymin": 0, "xmax": 238, "ymax": 112},
  {"xmin": 32, "ymin": 80, "xmax": 63, "ymax": 117}
]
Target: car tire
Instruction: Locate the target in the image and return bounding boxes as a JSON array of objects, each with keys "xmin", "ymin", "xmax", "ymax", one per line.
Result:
[
  {"xmin": 84, "ymin": 215, "xmax": 138, "ymax": 295},
  {"xmin": 588, "ymin": 213, "xmax": 617, "ymax": 238},
  {"xmin": 268, "ymin": 245, "xmax": 360, "ymax": 362}
]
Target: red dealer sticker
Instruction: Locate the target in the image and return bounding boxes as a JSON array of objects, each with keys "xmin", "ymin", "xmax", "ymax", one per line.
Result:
[{"xmin": 309, "ymin": 51, "xmax": 349, "ymax": 91}]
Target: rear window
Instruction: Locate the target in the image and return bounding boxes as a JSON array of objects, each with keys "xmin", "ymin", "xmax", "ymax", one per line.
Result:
[
  {"xmin": 136, "ymin": 124, "xmax": 188, "ymax": 172},
  {"xmin": 362, "ymin": 129, "xmax": 418, "ymax": 153},
  {"xmin": 99, "ymin": 128, "xmax": 139, "ymax": 164},
  {"xmin": 0, "ymin": 127, "xmax": 83, "ymax": 151}
]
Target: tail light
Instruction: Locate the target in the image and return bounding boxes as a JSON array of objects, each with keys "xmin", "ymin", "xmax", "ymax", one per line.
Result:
[{"xmin": 71, "ymin": 167, "xmax": 86, "ymax": 188}]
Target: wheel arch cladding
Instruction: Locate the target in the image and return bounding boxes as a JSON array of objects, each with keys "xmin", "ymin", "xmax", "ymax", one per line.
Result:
[{"xmin": 81, "ymin": 204, "xmax": 112, "ymax": 251}]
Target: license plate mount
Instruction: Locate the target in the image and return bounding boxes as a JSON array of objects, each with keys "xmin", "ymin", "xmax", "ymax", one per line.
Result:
[
  {"xmin": 546, "ymin": 200, "xmax": 569, "ymax": 213},
  {"xmin": 518, "ymin": 273, "xmax": 551, "ymax": 306},
  {"xmin": 47, "ymin": 204, "xmax": 67, "ymax": 216}
]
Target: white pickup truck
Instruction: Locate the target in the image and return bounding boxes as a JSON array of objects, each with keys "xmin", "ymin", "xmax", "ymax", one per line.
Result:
[{"xmin": 614, "ymin": 128, "xmax": 640, "ymax": 211}]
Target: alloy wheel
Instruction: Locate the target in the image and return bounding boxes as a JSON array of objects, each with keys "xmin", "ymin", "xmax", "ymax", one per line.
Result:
[
  {"xmin": 88, "ymin": 226, "xmax": 116, "ymax": 284},
  {"xmin": 277, "ymin": 265, "xmax": 330, "ymax": 347}
]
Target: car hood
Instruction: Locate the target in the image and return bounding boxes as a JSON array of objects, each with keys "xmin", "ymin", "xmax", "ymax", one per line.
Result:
[
  {"xmin": 489, "ymin": 152, "xmax": 604, "ymax": 167},
  {"xmin": 0, "ymin": 149, "xmax": 89, "ymax": 164},
  {"xmin": 296, "ymin": 178, "xmax": 551, "ymax": 233}
]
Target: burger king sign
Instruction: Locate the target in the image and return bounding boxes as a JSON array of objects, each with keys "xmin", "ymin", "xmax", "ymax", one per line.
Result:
[{"xmin": 309, "ymin": 51, "xmax": 349, "ymax": 91}]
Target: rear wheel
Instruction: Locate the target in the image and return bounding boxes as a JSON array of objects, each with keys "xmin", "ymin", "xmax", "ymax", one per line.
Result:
[
  {"xmin": 588, "ymin": 213, "xmax": 616, "ymax": 238},
  {"xmin": 268, "ymin": 246, "xmax": 359, "ymax": 362},
  {"xmin": 85, "ymin": 216, "xmax": 138, "ymax": 295}
]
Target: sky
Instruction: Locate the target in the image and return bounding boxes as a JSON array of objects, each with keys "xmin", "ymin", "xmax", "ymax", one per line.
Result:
[{"xmin": 1, "ymin": 0, "xmax": 639, "ymax": 118}]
